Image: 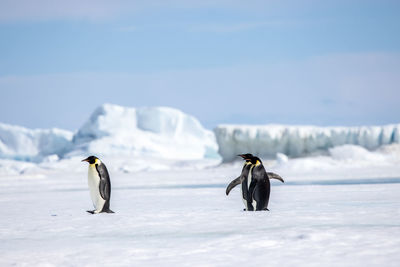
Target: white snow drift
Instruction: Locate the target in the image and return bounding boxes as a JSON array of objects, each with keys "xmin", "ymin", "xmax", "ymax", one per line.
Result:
[
  {"xmin": 0, "ymin": 122, "xmax": 73, "ymax": 162},
  {"xmin": 71, "ymin": 104, "xmax": 219, "ymax": 160},
  {"xmin": 214, "ymin": 124, "xmax": 400, "ymax": 161}
]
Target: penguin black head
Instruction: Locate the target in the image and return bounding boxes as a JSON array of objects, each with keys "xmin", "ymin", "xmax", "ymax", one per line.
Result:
[
  {"xmin": 238, "ymin": 154, "xmax": 262, "ymax": 165},
  {"xmin": 238, "ymin": 153, "xmax": 254, "ymax": 161},
  {"xmin": 82, "ymin": 155, "xmax": 98, "ymax": 164},
  {"xmin": 250, "ymin": 156, "xmax": 262, "ymax": 165}
]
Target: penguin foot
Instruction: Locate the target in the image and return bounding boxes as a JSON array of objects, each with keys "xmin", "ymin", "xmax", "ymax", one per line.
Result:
[
  {"xmin": 86, "ymin": 210, "xmax": 95, "ymax": 214},
  {"xmin": 105, "ymin": 209, "xmax": 115, "ymax": 213}
]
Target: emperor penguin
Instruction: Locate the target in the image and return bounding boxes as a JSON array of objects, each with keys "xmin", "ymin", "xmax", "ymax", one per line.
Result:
[
  {"xmin": 226, "ymin": 154, "xmax": 284, "ymax": 211},
  {"xmin": 226, "ymin": 154, "xmax": 254, "ymax": 209},
  {"xmin": 82, "ymin": 156, "xmax": 114, "ymax": 214}
]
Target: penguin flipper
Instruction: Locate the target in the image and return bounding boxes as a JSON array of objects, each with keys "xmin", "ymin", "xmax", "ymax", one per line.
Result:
[
  {"xmin": 99, "ymin": 178, "xmax": 109, "ymax": 200},
  {"xmin": 96, "ymin": 163, "xmax": 111, "ymax": 200},
  {"xmin": 267, "ymin": 172, "xmax": 285, "ymax": 183},
  {"xmin": 226, "ymin": 176, "xmax": 244, "ymax": 195}
]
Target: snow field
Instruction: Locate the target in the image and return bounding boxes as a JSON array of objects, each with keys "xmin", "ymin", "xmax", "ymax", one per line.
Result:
[{"xmin": 0, "ymin": 165, "xmax": 400, "ymax": 267}]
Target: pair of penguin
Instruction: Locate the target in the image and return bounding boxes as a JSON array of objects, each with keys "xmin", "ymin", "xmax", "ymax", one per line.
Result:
[
  {"xmin": 81, "ymin": 153, "xmax": 284, "ymax": 214},
  {"xmin": 226, "ymin": 153, "xmax": 284, "ymax": 211}
]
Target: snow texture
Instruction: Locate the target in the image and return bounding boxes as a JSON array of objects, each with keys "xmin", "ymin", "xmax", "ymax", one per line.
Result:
[
  {"xmin": 214, "ymin": 124, "xmax": 400, "ymax": 161},
  {"xmin": 1, "ymin": 156, "xmax": 400, "ymax": 267}
]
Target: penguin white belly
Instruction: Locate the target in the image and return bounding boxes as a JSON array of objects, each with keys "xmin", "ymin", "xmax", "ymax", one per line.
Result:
[
  {"xmin": 252, "ymin": 198, "xmax": 257, "ymax": 211},
  {"xmin": 88, "ymin": 166, "xmax": 106, "ymax": 213}
]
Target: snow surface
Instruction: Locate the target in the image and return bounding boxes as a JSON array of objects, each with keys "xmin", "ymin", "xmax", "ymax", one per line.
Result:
[
  {"xmin": 1, "ymin": 145, "xmax": 400, "ymax": 266},
  {"xmin": 214, "ymin": 124, "xmax": 400, "ymax": 162}
]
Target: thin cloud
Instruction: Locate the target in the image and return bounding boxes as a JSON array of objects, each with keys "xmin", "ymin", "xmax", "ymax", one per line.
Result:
[
  {"xmin": 1, "ymin": 52, "xmax": 399, "ymax": 128},
  {"xmin": 0, "ymin": 0, "xmax": 303, "ymax": 22},
  {"xmin": 188, "ymin": 20, "xmax": 299, "ymax": 33},
  {"xmin": 116, "ymin": 25, "xmax": 138, "ymax": 32},
  {"xmin": 0, "ymin": 0, "xmax": 139, "ymax": 22}
]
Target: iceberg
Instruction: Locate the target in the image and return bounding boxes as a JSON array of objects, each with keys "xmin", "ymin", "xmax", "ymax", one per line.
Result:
[
  {"xmin": 71, "ymin": 104, "xmax": 220, "ymax": 160},
  {"xmin": 0, "ymin": 122, "xmax": 73, "ymax": 162},
  {"xmin": 1, "ymin": 103, "xmax": 399, "ymax": 168},
  {"xmin": 0, "ymin": 104, "xmax": 220, "ymax": 166},
  {"xmin": 214, "ymin": 124, "xmax": 400, "ymax": 162}
]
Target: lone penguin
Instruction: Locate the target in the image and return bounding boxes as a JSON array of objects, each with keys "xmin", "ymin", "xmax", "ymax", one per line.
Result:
[
  {"xmin": 82, "ymin": 156, "xmax": 114, "ymax": 214},
  {"xmin": 226, "ymin": 154, "xmax": 284, "ymax": 211}
]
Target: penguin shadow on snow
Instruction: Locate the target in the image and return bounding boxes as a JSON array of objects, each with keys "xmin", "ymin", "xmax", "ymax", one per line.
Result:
[{"xmin": 226, "ymin": 154, "xmax": 285, "ymax": 211}]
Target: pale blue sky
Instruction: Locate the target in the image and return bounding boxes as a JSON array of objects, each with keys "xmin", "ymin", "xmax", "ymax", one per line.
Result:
[{"xmin": 0, "ymin": 0, "xmax": 399, "ymax": 130}]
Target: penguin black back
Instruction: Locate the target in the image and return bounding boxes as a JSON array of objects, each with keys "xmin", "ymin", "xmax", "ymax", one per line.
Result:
[
  {"xmin": 249, "ymin": 157, "xmax": 271, "ymax": 211},
  {"xmin": 95, "ymin": 161, "xmax": 112, "ymax": 212}
]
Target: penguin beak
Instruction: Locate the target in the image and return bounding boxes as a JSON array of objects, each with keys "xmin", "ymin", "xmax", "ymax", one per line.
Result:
[
  {"xmin": 238, "ymin": 154, "xmax": 246, "ymax": 159},
  {"xmin": 81, "ymin": 158, "xmax": 89, "ymax": 162}
]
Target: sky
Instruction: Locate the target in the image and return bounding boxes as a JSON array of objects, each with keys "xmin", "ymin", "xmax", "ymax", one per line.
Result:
[{"xmin": 0, "ymin": 0, "xmax": 399, "ymax": 130}]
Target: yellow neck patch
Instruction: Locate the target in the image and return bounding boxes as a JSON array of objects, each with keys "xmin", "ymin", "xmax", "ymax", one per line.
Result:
[
  {"xmin": 90, "ymin": 158, "xmax": 101, "ymax": 165},
  {"xmin": 255, "ymin": 160, "xmax": 261, "ymax": 166}
]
